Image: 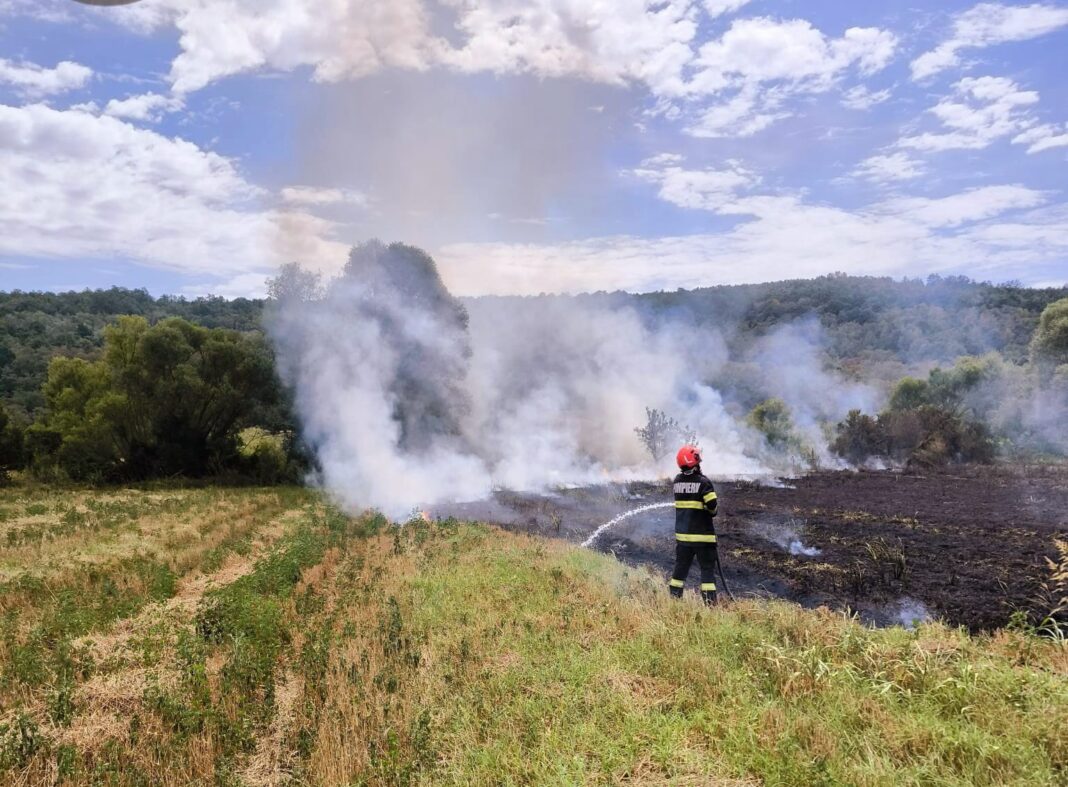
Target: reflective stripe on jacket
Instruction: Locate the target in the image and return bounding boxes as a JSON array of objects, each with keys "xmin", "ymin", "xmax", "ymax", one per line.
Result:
[{"xmin": 673, "ymin": 469, "xmax": 717, "ymax": 542}]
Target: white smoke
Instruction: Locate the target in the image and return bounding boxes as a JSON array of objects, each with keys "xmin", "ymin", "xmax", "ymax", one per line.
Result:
[
  {"xmin": 747, "ymin": 319, "xmax": 881, "ymax": 464},
  {"xmin": 269, "ymin": 243, "xmax": 872, "ymax": 517}
]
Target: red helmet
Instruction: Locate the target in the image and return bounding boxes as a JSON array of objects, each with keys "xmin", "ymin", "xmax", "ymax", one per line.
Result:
[{"xmin": 676, "ymin": 444, "xmax": 701, "ymax": 469}]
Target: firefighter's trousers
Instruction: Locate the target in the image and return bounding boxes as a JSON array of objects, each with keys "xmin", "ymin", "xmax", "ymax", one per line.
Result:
[{"xmin": 669, "ymin": 541, "xmax": 717, "ymax": 605}]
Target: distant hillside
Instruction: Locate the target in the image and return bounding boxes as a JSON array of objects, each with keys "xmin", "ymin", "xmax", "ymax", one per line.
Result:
[
  {"xmin": 2, "ymin": 275, "xmax": 1065, "ymax": 416},
  {"xmin": 0, "ymin": 289, "xmax": 262, "ymax": 415},
  {"xmin": 631, "ymin": 273, "xmax": 1066, "ymax": 365}
]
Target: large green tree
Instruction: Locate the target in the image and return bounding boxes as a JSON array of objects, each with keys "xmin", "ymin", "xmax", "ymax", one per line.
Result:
[
  {"xmin": 28, "ymin": 316, "xmax": 278, "ymax": 481},
  {"xmin": 1030, "ymin": 296, "xmax": 1068, "ymax": 371}
]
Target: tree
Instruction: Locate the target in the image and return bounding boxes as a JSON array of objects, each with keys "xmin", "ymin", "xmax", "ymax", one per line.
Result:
[
  {"xmin": 746, "ymin": 398, "xmax": 796, "ymax": 447},
  {"xmin": 0, "ymin": 403, "xmax": 25, "ymax": 478},
  {"xmin": 1030, "ymin": 297, "xmax": 1068, "ymax": 371},
  {"xmin": 340, "ymin": 240, "xmax": 472, "ymax": 450},
  {"xmin": 832, "ymin": 409, "xmax": 885, "ymax": 465},
  {"xmin": 888, "ymin": 377, "xmax": 929, "ymax": 411},
  {"xmin": 266, "ymin": 262, "xmax": 322, "ymax": 303},
  {"xmin": 28, "ymin": 317, "xmax": 278, "ymax": 481},
  {"xmin": 634, "ymin": 408, "xmax": 694, "ymax": 462}
]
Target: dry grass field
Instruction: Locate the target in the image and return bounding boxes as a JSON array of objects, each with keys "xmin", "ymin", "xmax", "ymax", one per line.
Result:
[{"xmin": 0, "ymin": 484, "xmax": 1065, "ymax": 785}]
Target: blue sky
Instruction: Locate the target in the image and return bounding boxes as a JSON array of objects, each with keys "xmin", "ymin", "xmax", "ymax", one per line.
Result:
[{"xmin": 0, "ymin": 0, "xmax": 1066, "ymax": 297}]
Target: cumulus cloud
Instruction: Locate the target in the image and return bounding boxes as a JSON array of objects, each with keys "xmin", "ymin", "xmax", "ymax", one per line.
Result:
[
  {"xmin": 678, "ymin": 17, "xmax": 896, "ymax": 135},
  {"xmin": 685, "ymin": 83, "xmax": 791, "ymax": 138},
  {"xmin": 899, "ymin": 76, "xmax": 1039, "ymax": 152},
  {"xmin": 440, "ymin": 0, "xmax": 699, "ymax": 97},
  {"xmin": 687, "ymin": 17, "xmax": 895, "ymax": 94},
  {"xmin": 0, "ymin": 58, "xmax": 91, "ymax": 97},
  {"xmin": 0, "ymin": 103, "xmax": 347, "ymax": 276},
  {"xmin": 630, "ymin": 156, "xmax": 756, "ymax": 210},
  {"xmin": 104, "ymin": 92, "xmax": 184, "ymax": 123},
  {"xmin": 852, "ymin": 152, "xmax": 926, "ymax": 184},
  {"xmin": 911, "ymin": 3, "xmax": 1068, "ymax": 80},
  {"xmin": 79, "ymin": 1, "xmax": 897, "ymax": 139},
  {"xmin": 102, "ymin": 0, "xmax": 702, "ymax": 97}
]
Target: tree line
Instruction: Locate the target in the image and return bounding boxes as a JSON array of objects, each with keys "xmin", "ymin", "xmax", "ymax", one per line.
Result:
[
  {"xmin": 4, "ymin": 274, "xmax": 1065, "ymax": 422},
  {"xmin": 0, "ymin": 316, "xmax": 303, "ymax": 484},
  {"xmin": 829, "ymin": 298, "xmax": 1068, "ymax": 467},
  {"xmin": 1, "ymin": 260, "xmax": 1066, "ymax": 484}
]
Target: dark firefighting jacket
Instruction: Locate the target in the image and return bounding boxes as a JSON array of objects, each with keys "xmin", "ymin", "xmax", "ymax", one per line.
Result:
[{"xmin": 673, "ymin": 469, "xmax": 718, "ymax": 542}]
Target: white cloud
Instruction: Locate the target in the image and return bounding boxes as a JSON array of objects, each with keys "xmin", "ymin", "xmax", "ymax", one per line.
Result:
[
  {"xmin": 688, "ymin": 18, "xmax": 896, "ymax": 94},
  {"xmin": 852, "ymin": 152, "xmax": 926, "ymax": 183},
  {"xmin": 899, "ymin": 76, "xmax": 1038, "ymax": 152},
  {"xmin": 638, "ymin": 152, "xmax": 685, "ymax": 168},
  {"xmin": 280, "ymin": 186, "xmax": 368, "ymax": 207},
  {"xmin": 0, "ymin": 0, "xmax": 72, "ymax": 24},
  {"xmin": 630, "ymin": 156, "xmax": 756, "ymax": 210},
  {"xmin": 703, "ymin": 0, "xmax": 752, "ymax": 17},
  {"xmin": 432, "ymin": 161, "xmax": 1061, "ymax": 296},
  {"xmin": 437, "ymin": 183, "xmax": 1063, "ymax": 296},
  {"xmin": 686, "ymin": 84, "xmax": 791, "ymax": 137},
  {"xmin": 0, "ymin": 103, "xmax": 347, "ymax": 278},
  {"xmin": 105, "ymin": 0, "xmax": 701, "ymax": 98},
  {"xmin": 104, "ymin": 92, "xmax": 183, "ymax": 123},
  {"xmin": 438, "ymin": 1, "xmax": 700, "ymax": 98},
  {"xmin": 0, "ymin": 58, "xmax": 91, "ymax": 96},
  {"xmin": 183, "ymin": 272, "xmax": 272, "ymax": 300},
  {"xmin": 874, "ymin": 185, "xmax": 1046, "ymax": 227},
  {"xmin": 679, "ymin": 18, "xmax": 897, "ymax": 135},
  {"xmin": 912, "ymin": 3, "xmax": 1068, "ymax": 80},
  {"xmin": 85, "ymin": 1, "xmax": 896, "ymax": 139},
  {"xmin": 841, "ymin": 85, "xmax": 891, "ymax": 110},
  {"xmin": 160, "ymin": 0, "xmax": 438, "ymax": 94},
  {"xmin": 1012, "ymin": 123, "xmax": 1068, "ymax": 153}
]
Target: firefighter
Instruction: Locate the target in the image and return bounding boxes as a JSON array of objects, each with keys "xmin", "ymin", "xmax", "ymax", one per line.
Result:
[{"xmin": 669, "ymin": 444, "xmax": 719, "ymax": 605}]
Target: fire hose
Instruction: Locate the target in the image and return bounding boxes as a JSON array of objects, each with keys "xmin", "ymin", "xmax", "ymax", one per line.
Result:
[{"xmin": 715, "ymin": 544, "xmax": 737, "ymax": 602}]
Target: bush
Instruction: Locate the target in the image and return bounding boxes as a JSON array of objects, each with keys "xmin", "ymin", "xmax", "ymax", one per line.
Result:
[
  {"xmin": 833, "ymin": 404, "xmax": 995, "ymax": 467},
  {"xmin": 887, "ymin": 377, "xmax": 929, "ymax": 411},
  {"xmin": 832, "ymin": 410, "xmax": 885, "ymax": 465},
  {"xmin": 836, "ymin": 354, "xmax": 1001, "ymax": 467},
  {"xmin": 237, "ymin": 428, "xmax": 295, "ymax": 484},
  {"xmin": 746, "ymin": 398, "xmax": 796, "ymax": 447}
]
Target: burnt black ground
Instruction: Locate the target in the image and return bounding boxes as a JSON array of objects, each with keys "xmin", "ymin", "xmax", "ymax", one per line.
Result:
[{"xmin": 431, "ymin": 464, "xmax": 1068, "ymax": 631}]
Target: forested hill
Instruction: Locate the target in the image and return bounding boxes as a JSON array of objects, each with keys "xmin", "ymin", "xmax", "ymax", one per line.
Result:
[
  {"xmin": 2, "ymin": 275, "xmax": 1066, "ymax": 416},
  {"xmin": 0, "ymin": 289, "xmax": 262, "ymax": 415},
  {"xmin": 633, "ymin": 274, "xmax": 1066, "ymax": 364}
]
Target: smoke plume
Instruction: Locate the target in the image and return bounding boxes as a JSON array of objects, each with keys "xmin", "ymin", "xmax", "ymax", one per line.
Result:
[{"xmin": 269, "ymin": 241, "xmax": 874, "ymax": 517}]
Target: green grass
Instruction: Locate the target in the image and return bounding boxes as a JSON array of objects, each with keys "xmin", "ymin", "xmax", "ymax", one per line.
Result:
[
  {"xmin": 382, "ymin": 527, "xmax": 1066, "ymax": 786},
  {"xmin": 0, "ymin": 489, "xmax": 1063, "ymax": 785}
]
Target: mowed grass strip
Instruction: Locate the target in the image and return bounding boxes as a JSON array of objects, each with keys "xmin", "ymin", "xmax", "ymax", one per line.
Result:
[
  {"xmin": 0, "ymin": 484, "xmax": 313, "ymax": 580},
  {"xmin": 0, "ymin": 484, "xmax": 315, "ymax": 759}
]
